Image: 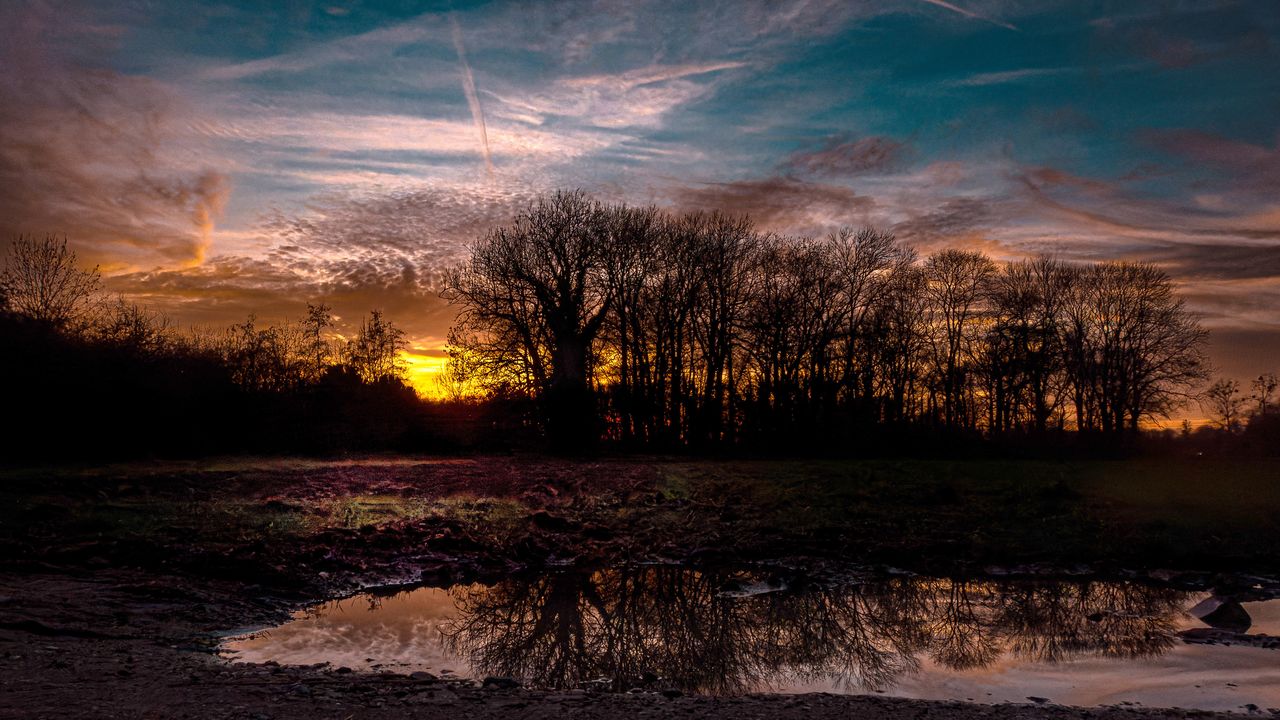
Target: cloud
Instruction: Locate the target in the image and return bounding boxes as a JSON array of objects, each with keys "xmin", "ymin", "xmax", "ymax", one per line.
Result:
[
  {"xmin": 492, "ymin": 61, "xmax": 747, "ymax": 130},
  {"xmin": 1133, "ymin": 241, "xmax": 1280, "ymax": 283},
  {"xmin": 1017, "ymin": 165, "xmax": 1280, "ymax": 242},
  {"xmin": 261, "ymin": 185, "xmax": 533, "ymax": 290},
  {"xmin": 102, "ymin": 178, "xmax": 540, "ymax": 346},
  {"xmin": 1130, "ymin": 27, "xmax": 1208, "ymax": 69},
  {"xmin": 563, "ymin": 61, "xmax": 749, "ymax": 90},
  {"xmin": 1140, "ymin": 129, "xmax": 1280, "ymax": 199},
  {"xmin": 0, "ymin": 4, "xmax": 230, "ymax": 271},
  {"xmin": 892, "ymin": 196, "xmax": 994, "ymax": 242},
  {"xmin": 198, "ymin": 20, "xmax": 434, "ymax": 82},
  {"xmin": 451, "ymin": 14, "xmax": 493, "ymax": 178},
  {"xmin": 1201, "ymin": 328, "xmax": 1280, "ymax": 377},
  {"xmin": 952, "ymin": 67, "xmax": 1069, "ymax": 87},
  {"xmin": 781, "ymin": 135, "xmax": 910, "ymax": 178},
  {"xmin": 667, "ymin": 177, "xmax": 875, "ymax": 235},
  {"xmin": 917, "ymin": 0, "xmax": 1018, "ymax": 31},
  {"xmin": 109, "ymin": 254, "xmax": 459, "ymax": 344},
  {"xmin": 1091, "ymin": 5, "xmax": 1274, "ymax": 71}
]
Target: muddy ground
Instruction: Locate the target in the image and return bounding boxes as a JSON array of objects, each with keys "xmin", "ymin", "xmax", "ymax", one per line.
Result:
[{"xmin": 2, "ymin": 455, "xmax": 1278, "ymax": 719}]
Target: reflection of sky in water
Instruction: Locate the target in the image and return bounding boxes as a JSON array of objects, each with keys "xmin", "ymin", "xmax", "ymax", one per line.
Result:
[
  {"xmin": 793, "ymin": 643, "xmax": 1280, "ymax": 711},
  {"xmin": 1241, "ymin": 601, "xmax": 1280, "ymax": 636},
  {"xmin": 228, "ymin": 589, "xmax": 465, "ymax": 674},
  {"xmin": 222, "ymin": 573, "xmax": 1280, "ymax": 713}
]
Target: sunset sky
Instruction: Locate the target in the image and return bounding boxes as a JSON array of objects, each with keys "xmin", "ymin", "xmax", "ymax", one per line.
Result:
[{"xmin": 2, "ymin": 0, "xmax": 1278, "ymax": 397}]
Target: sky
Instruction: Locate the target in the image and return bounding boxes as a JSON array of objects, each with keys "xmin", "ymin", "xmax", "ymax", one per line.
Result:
[{"xmin": 2, "ymin": 0, "xmax": 1279, "ymax": 399}]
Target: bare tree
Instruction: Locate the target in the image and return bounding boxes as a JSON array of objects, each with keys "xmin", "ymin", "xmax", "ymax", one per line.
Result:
[
  {"xmin": 224, "ymin": 315, "xmax": 293, "ymax": 391},
  {"xmin": 923, "ymin": 249, "xmax": 995, "ymax": 430},
  {"xmin": 344, "ymin": 310, "xmax": 408, "ymax": 384},
  {"xmin": 684, "ymin": 212, "xmax": 758, "ymax": 446},
  {"xmin": 828, "ymin": 227, "xmax": 912, "ymax": 425},
  {"xmin": 442, "ymin": 190, "xmax": 1212, "ymax": 450},
  {"xmin": 982, "ymin": 258, "xmax": 1069, "ymax": 433},
  {"xmin": 444, "ymin": 190, "xmax": 615, "ymax": 449},
  {"xmin": 1251, "ymin": 372, "xmax": 1278, "ymax": 417},
  {"xmin": 300, "ymin": 303, "xmax": 334, "ymax": 384},
  {"xmin": 94, "ymin": 296, "xmax": 173, "ymax": 355},
  {"xmin": 1, "ymin": 235, "xmax": 101, "ymax": 331},
  {"xmin": 1202, "ymin": 378, "xmax": 1245, "ymax": 432}
]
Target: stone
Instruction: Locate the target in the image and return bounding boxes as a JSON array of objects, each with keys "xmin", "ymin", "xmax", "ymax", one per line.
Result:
[{"xmin": 1190, "ymin": 597, "xmax": 1252, "ymax": 633}]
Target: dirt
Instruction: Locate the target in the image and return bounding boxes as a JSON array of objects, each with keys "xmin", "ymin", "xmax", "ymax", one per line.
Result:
[{"xmin": 2, "ymin": 455, "xmax": 1277, "ymax": 719}]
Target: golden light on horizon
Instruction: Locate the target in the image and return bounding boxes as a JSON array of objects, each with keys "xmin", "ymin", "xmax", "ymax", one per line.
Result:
[{"xmin": 401, "ymin": 349, "xmax": 449, "ymax": 400}]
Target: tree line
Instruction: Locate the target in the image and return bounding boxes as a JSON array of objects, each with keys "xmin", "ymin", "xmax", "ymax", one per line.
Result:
[
  {"xmin": 4, "ymin": 198, "xmax": 1272, "ymax": 459},
  {"xmin": 444, "ymin": 190, "xmax": 1214, "ymax": 452},
  {"xmin": 0, "ymin": 235, "xmax": 430, "ymax": 459}
]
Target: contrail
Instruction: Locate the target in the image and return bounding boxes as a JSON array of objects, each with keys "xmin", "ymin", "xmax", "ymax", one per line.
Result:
[
  {"xmin": 451, "ymin": 14, "xmax": 494, "ymax": 179},
  {"xmin": 919, "ymin": 0, "xmax": 1018, "ymax": 31}
]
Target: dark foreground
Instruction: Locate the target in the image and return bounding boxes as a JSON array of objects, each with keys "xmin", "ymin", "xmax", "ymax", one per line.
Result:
[
  {"xmin": 2, "ymin": 456, "xmax": 1279, "ymax": 719},
  {"xmin": 1, "ymin": 571, "xmax": 1264, "ymax": 720}
]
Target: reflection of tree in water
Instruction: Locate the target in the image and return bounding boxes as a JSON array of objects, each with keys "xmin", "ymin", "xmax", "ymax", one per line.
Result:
[
  {"xmin": 993, "ymin": 582, "xmax": 1182, "ymax": 663},
  {"xmin": 440, "ymin": 569, "xmax": 1187, "ymax": 694}
]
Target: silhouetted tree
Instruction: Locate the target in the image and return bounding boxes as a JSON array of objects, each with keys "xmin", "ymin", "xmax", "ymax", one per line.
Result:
[
  {"xmin": 445, "ymin": 191, "xmax": 616, "ymax": 450},
  {"xmin": 94, "ymin": 296, "xmax": 173, "ymax": 355},
  {"xmin": 442, "ymin": 191, "xmax": 1213, "ymax": 451},
  {"xmin": 1063, "ymin": 263, "xmax": 1208, "ymax": 438},
  {"xmin": 1, "ymin": 235, "xmax": 101, "ymax": 331},
  {"xmin": 828, "ymin": 227, "xmax": 913, "ymax": 428},
  {"xmin": 300, "ymin": 303, "xmax": 334, "ymax": 384},
  {"xmin": 982, "ymin": 258, "xmax": 1069, "ymax": 434},
  {"xmin": 344, "ymin": 309, "xmax": 408, "ymax": 384},
  {"xmin": 1203, "ymin": 378, "xmax": 1245, "ymax": 432},
  {"xmin": 1251, "ymin": 372, "xmax": 1278, "ymax": 417},
  {"xmin": 923, "ymin": 249, "xmax": 995, "ymax": 430}
]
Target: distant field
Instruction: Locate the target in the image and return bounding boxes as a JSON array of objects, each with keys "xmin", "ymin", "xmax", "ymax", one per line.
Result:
[
  {"xmin": 1, "ymin": 456, "xmax": 1277, "ymax": 584},
  {"xmin": 654, "ymin": 457, "xmax": 1280, "ymax": 572}
]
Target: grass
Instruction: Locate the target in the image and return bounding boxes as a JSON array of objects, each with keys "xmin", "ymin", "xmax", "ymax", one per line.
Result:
[
  {"xmin": 2, "ymin": 455, "xmax": 1277, "ymax": 580},
  {"xmin": 650, "ymin": 458, "xmax": 1280, "ymax": 570}
]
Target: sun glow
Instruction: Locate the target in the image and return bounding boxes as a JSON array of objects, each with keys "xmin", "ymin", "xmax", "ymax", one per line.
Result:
[{"xmin": 400, "ymin": 349, "xmax": 449, "ymax": 400}]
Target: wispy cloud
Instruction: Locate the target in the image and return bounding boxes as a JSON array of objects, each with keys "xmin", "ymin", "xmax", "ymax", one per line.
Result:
[
  {"xmin": 952, "ymin": 67, "xmax": 1069, "ymax": 86},
  {"xmin": 199, "ymin": 20, "xmax": 434, "ymax": 81},
  {"xmin": 563, "ymin": 61, "xmax": 748, "ymax": 90},
  {"xmin": 918, "ymin": 0, "xmax": 1018, "ymax": 31},
  {"xmin": 489, "ymin": 61, "xmax": 748, "ymax": 130},
  {"xmin": 667, "ymin": 176, "xmax": 876, "ymax": 236},
  {"xmin": 0, "ymin": 3, "xmax": 230, "ymax": 272},
  {"xmin": 451, "ymin": 14, "xmax": 494, "ymax": 179},
  {"xmin": 781, "ymin": 135, "xmax": 910, "ymax": 177}
]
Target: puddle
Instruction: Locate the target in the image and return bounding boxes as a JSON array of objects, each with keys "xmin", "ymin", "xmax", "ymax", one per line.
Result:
[{"xmin": 222, "ymin": 569, "xmax": 1280, "ymax": 712}]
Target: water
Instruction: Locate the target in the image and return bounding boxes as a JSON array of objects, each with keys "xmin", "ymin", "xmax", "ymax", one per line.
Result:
[{"xmin": 222, "ymin": 568, "xmax": 1280, "ymax": 712}]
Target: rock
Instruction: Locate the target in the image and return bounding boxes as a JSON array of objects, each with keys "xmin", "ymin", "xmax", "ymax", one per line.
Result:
[
  {"xmin": 410, "ymin": 671, "xmax": 437, "ymax": 681},
  {"xmin": 662, "ymin": 688, "xmax": 683, "ymax": 699},
  {"xmin": 1190, "ymin": 597, "xmax": 1252, "ymax": 633},
  {"xmin": 483, "ymin": 676, "xmax": 521, "ymax": 689},
  {"xmin": 1027, "ymin": 696, "xmax": 1050, "ymax": 704}
]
